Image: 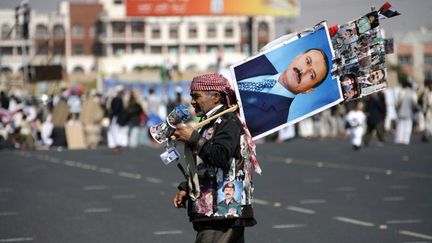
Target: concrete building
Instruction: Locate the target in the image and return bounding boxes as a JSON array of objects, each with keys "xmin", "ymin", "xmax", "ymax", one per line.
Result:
[
  {"xmin": 0, "ymin": 0, "xmax": 275, "ymax": 83},
  {"xmin": 391, "ymin": 27, "xmax": 432, "ymax": 83}
]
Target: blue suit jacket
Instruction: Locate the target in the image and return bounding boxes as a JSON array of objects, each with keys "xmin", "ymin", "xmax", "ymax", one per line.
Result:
[
  {"xmin": 240, "ymin": 90, "xmax": 293, "ymax": 138},
  {"xmin": 234, "ymin": 55, "xmax": 278, "ymax": 81},
  {"xmin": 235, "ymin": 55, "xmax": 293, "ymax": 137}
]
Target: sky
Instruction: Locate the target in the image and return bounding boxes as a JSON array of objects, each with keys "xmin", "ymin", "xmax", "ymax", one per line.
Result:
[{"xmin": 1, "ymin": 0, "xmax": 431, "ymax": 37}]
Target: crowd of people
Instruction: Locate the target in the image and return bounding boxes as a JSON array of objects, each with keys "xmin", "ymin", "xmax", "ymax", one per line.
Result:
[{"xmin": 0, "ymin": 79, "xmax": 431, "ymax": 152}]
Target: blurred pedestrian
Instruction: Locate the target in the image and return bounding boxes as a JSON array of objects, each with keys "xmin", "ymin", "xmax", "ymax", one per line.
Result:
[
  {"xmin": 80, "ymin": 90, "xmax": 104, "ymax": 149},
  {"xmin": 345, "ymin": 101, "xmax": 366, "ymax": 150},
  {"xmin": 363, "ymin": 92, "xmax": 386, "ymax": 146},
  {"xmin": 126, "ymin": 91, "xmax": 144, "ymax": 148},
  {"xmin": 395, "ymin": 82, "xmax": 418, "ymax": 145},
  {"xmin": 420, "ymin": 80, "xmax": 432, "ymax": 142},
  {"xmin": 108, "ymin": 86, "xmax": 129, "ymax": 153}
]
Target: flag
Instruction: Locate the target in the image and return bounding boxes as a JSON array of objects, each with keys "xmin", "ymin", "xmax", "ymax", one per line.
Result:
[
  {"xmin": 378, "ymin": 1, "xmax": 400, "ymax": 18},
  {"xmin": 328, "ymin": 24, "xmax": 339, "ymax": 37}
]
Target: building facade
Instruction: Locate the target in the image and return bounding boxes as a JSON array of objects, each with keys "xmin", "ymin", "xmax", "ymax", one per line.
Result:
[
  {"xmin": 391, "ymin": 28, "xmax": 432, "ymax": 83},
  {"xmin": 0, "ymin": 0, "xmax": 275, "ymax": 83}
]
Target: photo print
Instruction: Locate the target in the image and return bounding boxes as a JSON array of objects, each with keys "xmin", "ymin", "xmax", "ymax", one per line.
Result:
[
  {"xmin": 216, "ymin": 181, "xmax": 243, "ymax": 217},
  {"xmin": 331, "ymin": 10, "xmax": 387, "ymax": 101},
  {"xmin": 231, "ymin": 22, "xmax": 342, "ymax": 140}
]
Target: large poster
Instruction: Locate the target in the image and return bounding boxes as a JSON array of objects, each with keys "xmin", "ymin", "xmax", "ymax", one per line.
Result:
[
  {"xmin": 231, "ymin": 22, "xmax": 343, "ymax": 140},
  {"xmin": 126, "ymin": 0, "xmax": 299, "ymax": 16}
]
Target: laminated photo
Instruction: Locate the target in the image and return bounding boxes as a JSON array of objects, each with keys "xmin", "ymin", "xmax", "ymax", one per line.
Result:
[{"xmin": 231, "ymin": 22, "xmax": 342, "ymax": 140}]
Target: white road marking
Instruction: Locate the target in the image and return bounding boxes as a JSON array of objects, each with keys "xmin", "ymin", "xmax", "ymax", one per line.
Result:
[
  {"xmin": 0, "ymin": 212, "xmax": 18, "ymax": 216},
  {"xmin": 400, "ymin": 241, "xmax": 430, "ymax": 243},
  {"xmin": 64, "ymin": 160, "xmax": 77, "ymax": 167},
  {"xmin": 252, "ymin": 198, "xmax": 270, "ymax": 206},
  {"xmin": 272, "ymin": 224, "xmax": 306, "ymax": 229},
  {"xmin": 334, "ymin": 216, "xmax": 374, "ymax": 227},
  {"xmin": 145, "ymin": 177, "xmax": 163, "ymax": 184},
  {"xmin": 118, "ymin": 171, "xmax": 142, "ymax": 179},
  {"xmin": 336, "ymin": 186, "xmax": 356, "ymax": 192},
  {"xmin": 286, "ymin": 206, "xmax": 315, "ymax": 215},
  {"xmin": 300, "ymin": 199, "xmax": 326, "ymax": 205},
  {"xmin": 48, "ymin": 157, "xmax": 61, "ymax": 163},
  {"xmin": 84, "ymin": 208, "xmax": 111, "ymax": 213},
  {"xmin": 98, "ymin": 167, "xmax": 114, "ymax": 174},
  {"xmin": 0, "ymin": 237, "xmax": 34, "ymax": 242},
  {"xmin": 399, "ymin": 230, "xmax": 432, "ymax": 240},
  {"xmin": 386, "ymin": 219, "xmax": 422, "ymax": 224},
  {"xmin": 302, "ymin": 178, "xmax": 322, "ymax": 183},
  {"xmin": 111, "ymin": 194, "xmax": 136, "ymax": 199},
  {"xmin": 383, "ymin": 196, "xmax": 405, "ymax": 202},
  {"xmin": 83, "ymin": 185, "xmax": 110, "ymax": 191},
  {"xmin": 154, "ymin": 230, "xmax": 183, "ymax": 235},
  {"xmin": 390, "ymin": 185, "xmax": 409, "ymax": 190}
]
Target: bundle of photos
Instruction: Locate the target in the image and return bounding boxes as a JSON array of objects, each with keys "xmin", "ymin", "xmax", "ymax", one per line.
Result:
[{"xmin": 331, "ymin": 11, "xmax": 388, "ymax": 101}]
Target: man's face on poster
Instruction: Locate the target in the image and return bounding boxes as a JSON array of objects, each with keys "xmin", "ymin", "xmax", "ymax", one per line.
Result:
[
  {"xmin": 224, "ymin": 187, "xmax": 234, "ymax": 202},
  {"xmin": 368, "ymin": 70, "xmax": 385, "ymax": 84},
  {"xmin": 280, "ymin": 49, "xmax": 327, "ymax": 94}
]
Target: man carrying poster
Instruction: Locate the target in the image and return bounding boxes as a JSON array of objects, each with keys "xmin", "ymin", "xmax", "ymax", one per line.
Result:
[{"xmin": 232, "ymin": 23, "xmax": 342, "ymax": 139}]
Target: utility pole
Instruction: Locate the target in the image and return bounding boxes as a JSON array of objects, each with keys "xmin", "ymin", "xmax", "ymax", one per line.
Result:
[{"xmin": 15, "ymin": 0, "xmax": 31, "ymax": 84}]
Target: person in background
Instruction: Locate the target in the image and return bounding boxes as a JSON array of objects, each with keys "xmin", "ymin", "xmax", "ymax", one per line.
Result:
[
  {"xmin": 363, "ymin": 92, "xmax": 386, "ymax": 147},
  {"xmin": 126, "ymin": 91, "xmax": 144, "ymax": 148},
  {"xmin": 395, "ymin": 81, "xmax": 418, "ymax": 145},
  {"xmin": 80, "ymin": 90, "xmax": 104, "ymax": 149},
  {"xmin": 420, "ymin": 80, "xmax": 432, "ymax": 142},
  {"xmin": 108, "ymin": 86, "xmax": 129, "ymax": 153},
  {"xmin": 345, "ymin": 101, "xmax": 367, "ymax": 150}
]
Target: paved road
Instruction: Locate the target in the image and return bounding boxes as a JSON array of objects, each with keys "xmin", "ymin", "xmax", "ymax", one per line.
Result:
[{"xmin": 1, "ymin": 135, "xmax": 431, "ymax": 243}]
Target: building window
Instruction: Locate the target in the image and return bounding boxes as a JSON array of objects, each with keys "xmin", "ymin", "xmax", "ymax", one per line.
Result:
[
  {"xmin": 425, "ymin": 71, "xmax": 432, "ymax": 81},
  {"xmin": 207, "ymin": 23, "xmax": 216, "ymax": 38},
  {"xmin": 1, "ymin": 24, "xmax": 11, "ymax": 40},
  {"xmin": 35, "ymin": 24, "xmax": 49, "ymax": 39},
  {"xmin": 0, "ymin": 47, "xmax": 13, "ymax": 56},
  {"xmin": 151, "ymin": 25, "xmax": 161, "ymax": 39},
  {"xmin": 113, "ymin": 44, "xmax": 126, "ymax": 55},
  {"xmin": 206, "ymin": 45, "xmax": 218, "ymax": 53},
  {"xmin": 186, "ymin": 45, "xmax": 200, "ymax": 54},
  {"xmin": 240, "ymin": 23, "xmax": 249, "ymax": 38},
  {"xmin": 53, "ymin": 45, "xmax": 64, "ymax": 55},
  {"xmin": 188, "ymin": 23, "xmax": 197, "ymax": 38},
  {"xmin": 224, "ymin": 24, "xmax": 233, "ymax": 38},
  {"xmin": 36, "ymin": 44, "xmax": 49, "ymax": 55},
  {"xmin": 131, "ymin": 21, "xmax": 144, "ymax": 37},
  {"xmin": 132, "ymin": 43, "xmax": 145, "ymax": 53},
  {"xmin": 398, "ymin": 55, "xmax": 412, "ymax": 65},
  {"xmin": 73, "ymin": 44, "xmax": 84, "ymax": 55},
  {"xmin": 92, "ymin": 43, "xmax": 102, "ymax": 55},
  {"xmin": 223, "ymin": 45, "xmax": 235, "ymax": 53},
  {"xmin": 72, "ymin": 24, "xmax": 84, "ymax": 38},
  {"xmin": 150, "ymin": 46, "xmax": 162, "ymax": 54},
  {"xmin": 424, "ymin": 54, "xmax": 432, "ymax": 65},
  {"xmin": 0, "ymin": 67, "xmax": 12, "ymax": 75},
  {"xmin": 169, "ymin": 24, "xmax": 178, "ymax": 39},
  {"xmin": 168, "ymin": 46, "xmax": 179, "ymax": 54},
  {"xmin": 72, "ymin": 66, "xmax": 84, "ymax": 73},
  {"xmin": 258, "ymin": 21, "xmax": 269, "ymax": 38},
  {"xmin": 112, "ymin": 22, "xmax": 125, "ymax": 37},
  {"xmin": 53, "ymin": 24, "xmax": 65, "ymax": 39}
]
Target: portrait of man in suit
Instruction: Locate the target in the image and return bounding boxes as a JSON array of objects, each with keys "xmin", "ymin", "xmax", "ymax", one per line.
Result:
[{"xmin": 232, "ymin": 23, "xmax": 343, "ymax": 139}]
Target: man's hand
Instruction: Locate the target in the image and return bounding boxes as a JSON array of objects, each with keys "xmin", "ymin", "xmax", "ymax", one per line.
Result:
[
  {"xmin": 173, "ymin": 123, "xmax": 194, "ymax": 142},
  {"xmin": 172, "ymin": 190, "xmax": 187, "ymax": 208}
]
